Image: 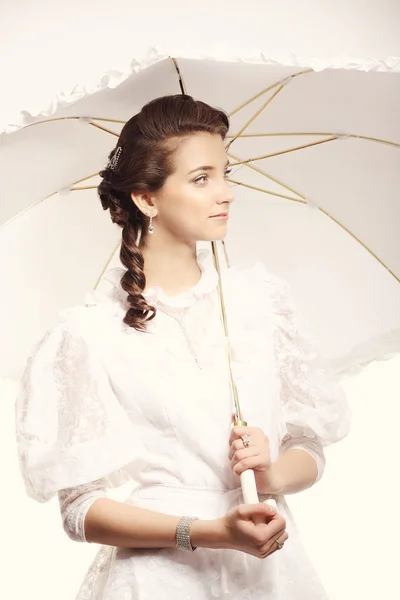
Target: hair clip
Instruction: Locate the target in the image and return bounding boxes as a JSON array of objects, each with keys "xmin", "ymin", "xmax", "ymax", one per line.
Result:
[{"xmin": 107, "ymin": 146, "xmax": 122, "ymax": 170}]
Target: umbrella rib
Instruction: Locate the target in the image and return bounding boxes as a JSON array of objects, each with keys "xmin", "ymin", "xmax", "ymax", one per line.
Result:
[
  {"xmin": 171, "ymin": 58, "xmax": 187, "ymax": 95},
  {"xmin": 228, "ymin": 69, "xmax": 312, "ymax": 117},
  {"xmin": 227, "ymin": 132, "xmax": 327, "ymax": 138},
  {"xmin": 226, "ymin": 132, "xmax": 400, "ymax": 148},
  {"xmin": 73, "ymin": 171, "xmax": 101, "ymax": 185},
  {"xmin": 226, "ymin": 85, "xmax": 284, "ymax": 150},
  {"xmin": 20, "ymin": 116, "xmax": 86, "ymax": 130},
  {"xmin": 228, "ymin": 179, "xmax": 306, "ymax": 203},
  {"xmin": 229, "ymin": 136, "xmax": 338, "ymax": 165},
  {"xmin": 221, "ymin": 240, "xmax": 231, "ymax": 268},
  {"xmin": 71, "ymin": 185, "xmax": 97, "ymax": 191},
  {"xmin": 227, "ymin": 151, "xmax": 305, "ymax": 199},
  {"xmin": 90, "ymin": 122, "xmax": 120, "ymax": 137},
  {"xmin": 318, "ymin": 207, "xmax": 400, "ymax": 283},
  {"xmin": 226, "ymin": 69, "xmax": 314, "ymax": 149},
  {"xmin": 9, "ymin": 116, "xmax": 121, "ymax": 137},
  {"xmin": 89, "ymin": 118, "xmax": 126, "ymax": 124}
]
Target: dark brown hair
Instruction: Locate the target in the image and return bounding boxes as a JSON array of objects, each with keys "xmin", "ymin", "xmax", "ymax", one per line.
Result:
[{"xmin": 97, "ymin": 94, "xmax": 229, "ymax": 331}]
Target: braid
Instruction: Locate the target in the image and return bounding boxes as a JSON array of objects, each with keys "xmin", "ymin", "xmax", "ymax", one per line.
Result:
[
  {"xmin": 98, "ymin": 179, "xmax": 156, "ymax": 330},
  {"xmin": 120, "ymin": 221, "xmax": 156, "ymax": 330}
]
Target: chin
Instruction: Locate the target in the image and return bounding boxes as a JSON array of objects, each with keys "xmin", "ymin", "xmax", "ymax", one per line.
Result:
[{"xmin": 199, "ymin": 224, "xmax": 229, "ymax": 243}]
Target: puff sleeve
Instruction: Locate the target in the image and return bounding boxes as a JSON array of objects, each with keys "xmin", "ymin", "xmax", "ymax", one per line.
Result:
[
  {"xmin": 15, "ymin": 306, "xmax": 148, "ymax": 504},
  {"xmin": 269, "ymin": 275, "xmax": 351, "ymax": 482}
]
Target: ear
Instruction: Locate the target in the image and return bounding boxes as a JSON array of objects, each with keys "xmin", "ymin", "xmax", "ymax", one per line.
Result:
[{"xmin": 130, "ymin": 192, "xmax": 158, "ymax": 217}]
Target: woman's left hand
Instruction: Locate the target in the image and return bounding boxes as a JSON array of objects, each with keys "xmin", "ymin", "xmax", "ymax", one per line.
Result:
[{"xmin": 228, "ymin": 426, "xmax": 281, "ymax": 495}]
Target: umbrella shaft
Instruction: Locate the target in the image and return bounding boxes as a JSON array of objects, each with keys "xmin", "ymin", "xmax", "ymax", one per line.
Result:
[{"xmin": 211, "ymin": 241, "xmax": 244, "ymax": 423}]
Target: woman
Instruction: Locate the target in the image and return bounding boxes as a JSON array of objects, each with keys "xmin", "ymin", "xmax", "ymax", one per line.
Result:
[{"xmin": 16, "ymin": 94, "xmax": 350, "ymax": 599}]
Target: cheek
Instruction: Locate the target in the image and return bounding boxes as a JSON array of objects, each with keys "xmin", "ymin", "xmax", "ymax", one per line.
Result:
[
  {"xmin": 183, "ymin": 185, "xmax": 212, "ymax": 209},
  {"xmin": 166, "ymin": 191, "xmax": 210, "ymax": 224},
  {"xmin": 158, "ymin": 180, "xmax": 218, "ymax": 235}
]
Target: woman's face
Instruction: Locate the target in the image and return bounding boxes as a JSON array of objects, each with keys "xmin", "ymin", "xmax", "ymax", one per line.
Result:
[{"xmin": 151, "ymin": 132, "xmax": 234, "ymax": 243}]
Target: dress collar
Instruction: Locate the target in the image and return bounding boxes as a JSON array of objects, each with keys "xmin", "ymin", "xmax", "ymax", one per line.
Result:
[
  {"xmin": 143, "ymin": 249, "xmax": 219, "ymax": 309},
  {"xmin": 87, "ymin": 248, "xmax": 219, "ymax": 312}
]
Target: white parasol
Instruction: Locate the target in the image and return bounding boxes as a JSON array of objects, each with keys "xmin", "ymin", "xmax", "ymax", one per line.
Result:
[{"xmin": 1, "ymin": 50, "xmax": 399, "ymax": 384}]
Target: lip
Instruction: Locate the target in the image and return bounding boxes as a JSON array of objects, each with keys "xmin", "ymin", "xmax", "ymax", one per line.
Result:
[{"xmin": 210, "ymin": 212, "xmax": 229, "ymax": 219}]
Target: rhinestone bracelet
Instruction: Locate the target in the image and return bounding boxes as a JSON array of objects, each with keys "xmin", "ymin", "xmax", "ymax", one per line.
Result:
[{"xmin": 175, "ymin": 516, "xmax": 199, "ymax": 552}]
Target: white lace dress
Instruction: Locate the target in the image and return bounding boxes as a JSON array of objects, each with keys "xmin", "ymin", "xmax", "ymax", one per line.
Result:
[{"xmin": 16, "ymin": 250, "xmax": 350, "ymax": 599}]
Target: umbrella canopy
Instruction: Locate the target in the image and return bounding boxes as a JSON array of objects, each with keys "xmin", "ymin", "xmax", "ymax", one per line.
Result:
[{"xmin": 1, "ymin": 51, "xmax": 400, "ymax": 381}]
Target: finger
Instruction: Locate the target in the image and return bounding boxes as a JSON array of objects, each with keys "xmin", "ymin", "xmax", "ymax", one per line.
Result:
[
  {"xmin": 250, "ymin": 520, "xmax": 286, "ymax": 553},
  {"xmin": 237, "ymin": 502, "xmax": 277, "ymax": 521},
  {"xmin": 261, "ymin": 545, "xmax": 279, "ymax": 559},
  {"xmin": 229, "ymin": 445, "xmax": 259, "ymax": 462},
  {"xmin": 238, "ymin": 507, "xmax": 284, "ymax": 533},
  {"xmin": 256, "ymin": 528, "xmax": 287, "ymax": 559},
  {"xmin": 259, "ymin": 530, "xmax": 289, "ymax": 557},
  {"xmin": 234, "ymin": 455, "xmax": 266, "ymax": 475},
  {"xmin": 261, "ymin": 536, "xmax": 288, "ymax": 559},
  {"xmin": 228, "ymin": 438, "xmax": 247, "ymax": 459},
  {"xmin": 229, "ymin": 427, "xmax": 249, "ymax": 445},
  {"xmin": 256, "ymin": 514, "xmax": 287, "ymax": 537},
  {"xmin": 231, "ymin": 426, "xmax": 258, "ymax": 436},
  {"xmin": 231, "ymin": 450, "xmax": 262, "ymax": 469},
  {"xmin": 229, "ymin": 426, "xmax": 259, "ymax": 445}
]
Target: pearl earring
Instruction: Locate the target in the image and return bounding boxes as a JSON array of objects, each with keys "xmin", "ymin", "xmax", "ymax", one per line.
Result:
[{"xmin": 148, "ymin": 214, "xmax": 154, "ymax": 234}]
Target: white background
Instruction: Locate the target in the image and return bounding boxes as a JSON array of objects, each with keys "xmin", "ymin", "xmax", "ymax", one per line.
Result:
[{"xmin": 1, "ymin": 1, "xmax": 399, "ymax": 598}]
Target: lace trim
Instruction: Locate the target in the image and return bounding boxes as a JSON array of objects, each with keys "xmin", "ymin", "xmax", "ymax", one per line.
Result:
[
  {"xmin": 59, "ymin": 479, "xmax": 107, "ymax": 542},
  {"xmin": 4, "ymin": 49, "xmax": 399, "ymax": 134},
  {"xmin": 280, "ymin": 436, "xmax": 325, "ymax": 483},
  {"xmin": 269, "ymin": 275, "xmax": 351, "ymax": 446}
]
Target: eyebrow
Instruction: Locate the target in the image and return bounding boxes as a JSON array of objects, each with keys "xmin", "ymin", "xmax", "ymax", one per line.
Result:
[{"xmin": 188, "ymin": 160, "xmax": 231, "ymax": 175}]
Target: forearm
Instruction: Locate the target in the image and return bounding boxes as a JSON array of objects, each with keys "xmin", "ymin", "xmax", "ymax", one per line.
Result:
[
  {"xmin": 84, "ymin": 497, "xmax": 220, "ymax": 549},
  {"xmin": 264, "ymin": 448, "xmax": 319, "ymax": 496}
]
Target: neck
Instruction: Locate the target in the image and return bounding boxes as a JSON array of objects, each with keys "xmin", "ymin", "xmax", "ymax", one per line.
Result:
[{"xmin": 141, "ymin": 234, "xmax": 202, "ymax": 297}]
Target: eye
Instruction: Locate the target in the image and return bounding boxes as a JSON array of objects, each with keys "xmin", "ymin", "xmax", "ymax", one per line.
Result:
[
  {"xmin": 224, "ymin": 167, "xmax": 232, "ymax": 178},
  {"xmin": 194, "ymin": 174, "xmax": 208, "ymax": 185}
]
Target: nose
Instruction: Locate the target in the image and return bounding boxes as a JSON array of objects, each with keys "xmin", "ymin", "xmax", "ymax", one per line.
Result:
[{"xmin": 217, "ymin": 179, "xmax": 235, "ymax": 206}]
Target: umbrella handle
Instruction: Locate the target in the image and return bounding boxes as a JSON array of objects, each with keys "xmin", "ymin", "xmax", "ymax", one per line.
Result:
[
  {"xmin": 240, "ymin": 469, "xmax": 259, "ymax": 504},
  {"xmin": 240, "ymin": 469, "xmax": 277, "ymax": 511}
]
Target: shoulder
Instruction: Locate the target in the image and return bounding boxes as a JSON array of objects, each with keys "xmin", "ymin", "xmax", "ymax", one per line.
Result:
[
  {"xmin": 32, "ymin": 293, "xmax": 125, "ymax": 364},
  {"xmin": 224, "ymin": 261, "xmax": 291, "ymax": 308},
  {"xmin": 219, "ymin": 262, "xmax": 296, "ymax": 341},
  {"xmin": 59, "ymin": 269, "xmax": 129, "ymax": 339}
]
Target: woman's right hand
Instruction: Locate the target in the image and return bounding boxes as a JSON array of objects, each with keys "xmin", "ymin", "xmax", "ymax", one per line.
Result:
[{"xmin": 217, "ymin": 502, "xmax": 288, "ymax": 558}]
